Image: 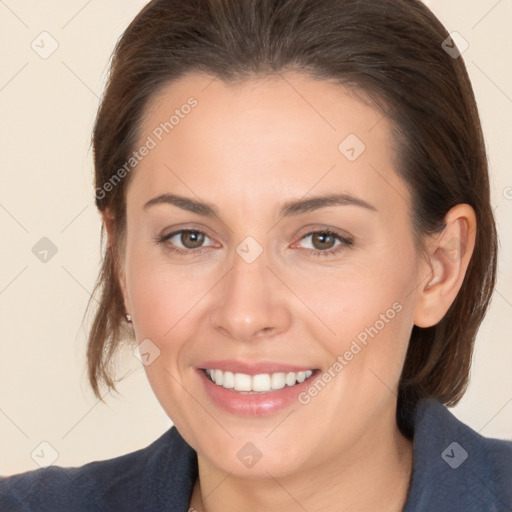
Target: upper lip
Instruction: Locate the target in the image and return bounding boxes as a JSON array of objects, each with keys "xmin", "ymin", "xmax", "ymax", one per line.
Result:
[{"xmin": 197, "ymin": 360, "xmax": 318, "ymax": 375}]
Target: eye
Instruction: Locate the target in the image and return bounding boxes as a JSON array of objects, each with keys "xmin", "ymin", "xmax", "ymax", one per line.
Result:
[
  {"xmin": 296, "ymin": 229, "xmax": 354, "ymax": 257},
  {"xmin": 153, "ymin": 228, "xmax": 354, "ymax": 258},
  {"xmin": 153, "ymin": 229, "xmax": 215, "ymax": 255}
]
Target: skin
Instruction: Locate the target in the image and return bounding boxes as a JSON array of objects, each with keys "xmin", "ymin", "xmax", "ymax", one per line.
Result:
[{"xmin": 102, "ymin": 71, "xmax": 476, "ymax": 511}]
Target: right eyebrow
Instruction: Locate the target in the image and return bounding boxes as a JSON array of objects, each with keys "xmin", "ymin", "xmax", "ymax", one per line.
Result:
[{"xmin": 143, "ymin": 194, "xmax": 219, "ymax": 217}]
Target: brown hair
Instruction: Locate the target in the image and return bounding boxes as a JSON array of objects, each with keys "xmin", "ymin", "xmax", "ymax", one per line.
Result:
[{"xmin": 86, "ymin": 0, "xmax": 498, "ymax": 438}]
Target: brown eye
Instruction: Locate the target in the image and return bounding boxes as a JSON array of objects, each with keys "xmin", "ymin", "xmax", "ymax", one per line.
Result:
[
  {"xmin": 296, "ymin": 229, "xmax": 354, "ymax": 257},
  {"xmin": 310, "ymin": 232, "xmax": 337, "ymax": 251},
  {"xmin": 156, "ymin": 229, "xmax": 213, "ymax": 254},
  {"xmin": 180, "ymin": 230, "xmax": 206, "ymax": 249}
]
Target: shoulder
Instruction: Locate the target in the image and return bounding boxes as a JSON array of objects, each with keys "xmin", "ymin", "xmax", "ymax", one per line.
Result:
[
  {"xmin": 404, "ymin": 398, "xmax": 512, "ymax": 512},
  {"xmin": 0, "ymin": 426, "xmax": 197, "ymax": 512}
]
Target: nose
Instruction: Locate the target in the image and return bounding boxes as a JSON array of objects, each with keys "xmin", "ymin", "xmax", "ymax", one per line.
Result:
[{"xmin": 209, "ymin": 246, "xmax": 292, "ymax": 343}]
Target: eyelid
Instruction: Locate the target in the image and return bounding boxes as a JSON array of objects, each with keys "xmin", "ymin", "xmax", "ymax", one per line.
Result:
[
  {"xmin": 158, "ymin": 221, "xmax": 215, "ymax": 239},
  {"xmin": 292, "ymin": 224, "xmax": 353, "ymax": 242}
]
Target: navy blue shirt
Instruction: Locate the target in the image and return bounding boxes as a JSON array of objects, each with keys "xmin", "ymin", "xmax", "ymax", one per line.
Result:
[{"xmin": 1, "ymin": 398, "xmax": 511, "ymax": 511}]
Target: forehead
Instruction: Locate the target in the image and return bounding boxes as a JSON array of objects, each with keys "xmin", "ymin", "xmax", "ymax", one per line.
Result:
[{"xmin": 128, "ymin": 71, "xmax": 410, "ymax": 218}]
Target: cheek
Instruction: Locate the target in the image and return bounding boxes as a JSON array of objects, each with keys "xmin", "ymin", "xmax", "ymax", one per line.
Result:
[
  {"xmin": 125, "ymin": 256, "xmax": 199, "ymax": 419},
  {"xmin": 292, "ymin": 260, "xmax": 410, "ymax": 340},
  {"xmin": 295, "ymin": 245, "xmax": 416, "ymax": 382},
  {"xmin": 126, "ymin": 248, "xmax": 202, "ymax": 338}
]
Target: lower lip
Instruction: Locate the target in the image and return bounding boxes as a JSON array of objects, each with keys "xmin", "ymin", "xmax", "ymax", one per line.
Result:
[{"xmin": 197, "ymin": 369, "xmax": 318, "ymax": 416}]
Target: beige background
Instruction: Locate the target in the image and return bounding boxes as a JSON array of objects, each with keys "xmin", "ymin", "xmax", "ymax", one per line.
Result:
[{"xmin": 1, "ymin": 0, "xmax": 511, "ymax": 474}]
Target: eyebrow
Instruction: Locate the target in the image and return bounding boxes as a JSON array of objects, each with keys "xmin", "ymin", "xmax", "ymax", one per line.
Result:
[{"xmin": 143, "ymin": 192, "xmax": 378, "ymax": 217}]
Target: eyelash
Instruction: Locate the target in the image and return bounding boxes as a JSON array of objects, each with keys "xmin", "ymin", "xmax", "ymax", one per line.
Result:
[{"xmin": 153, "ymin": 228, "xmax": 354, "ymax": 258}]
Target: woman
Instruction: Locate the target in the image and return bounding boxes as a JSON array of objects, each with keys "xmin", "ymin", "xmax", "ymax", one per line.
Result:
[{"xmin": 1, "ymin": 0, "xmax": 511, "ymax": 510}]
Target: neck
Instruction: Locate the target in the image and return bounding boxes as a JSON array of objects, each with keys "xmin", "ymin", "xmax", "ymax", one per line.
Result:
[{"xmin": 189, "ymin": 414, "xmax": 414, "ymax": 512}]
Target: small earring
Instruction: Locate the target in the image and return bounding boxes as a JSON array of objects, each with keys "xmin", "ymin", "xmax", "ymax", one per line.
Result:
[{"xmin": 125, "ymin": 314, "xmax": 132, "ymax": 323}]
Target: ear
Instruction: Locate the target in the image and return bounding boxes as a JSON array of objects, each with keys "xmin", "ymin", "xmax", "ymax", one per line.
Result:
[
  {"xmin": 101, "ymin": 208, "xmax": 131, "ymax": 317},
  {"xmin": 413, "ymin": 204, "xmax": 477, "ymax": 328}
]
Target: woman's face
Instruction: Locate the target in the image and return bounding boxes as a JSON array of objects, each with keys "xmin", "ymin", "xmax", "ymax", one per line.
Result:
[{"xmin": 118, "ymin": 71, "xmax": 427, "ymax": 476}]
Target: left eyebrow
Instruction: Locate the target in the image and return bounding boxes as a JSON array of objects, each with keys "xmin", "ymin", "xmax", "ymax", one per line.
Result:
[{"xmin": 279, "ymin": 193, "xmax": 378, "ymax": 217}]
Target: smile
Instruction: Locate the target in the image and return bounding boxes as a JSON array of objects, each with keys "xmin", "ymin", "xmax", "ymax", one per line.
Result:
[{"xmin": 204, "ymin": 368, "xmax": 314, "ymax": 393}]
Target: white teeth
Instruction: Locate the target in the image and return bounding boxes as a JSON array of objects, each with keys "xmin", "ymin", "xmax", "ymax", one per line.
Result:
[
  {"xmin": 205, "ymin": 369, "xmax": 314, "ymax": 392},
  {"xmin": 285, "ymin": 372, "xmax": 296, "ymax": 386},
  {"xmin": 234, "ymin": 373, "xmax": 252, "ymax": 391},
  {"xmin": 271, "ymin": 372, "xmax": 286, "ymax": 390},
  {"xmin": 252, "ymin": 374, "xmax": 271, "ymax": 392},
  {"xmin": 223, "ymin": 371, "xmax": 234, "ymax": 389}
]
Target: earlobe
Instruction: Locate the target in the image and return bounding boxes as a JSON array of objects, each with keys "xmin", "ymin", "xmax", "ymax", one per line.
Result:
[{"xmin": 413, "ymin": 204, "xmax": 476, "ymax": 328}]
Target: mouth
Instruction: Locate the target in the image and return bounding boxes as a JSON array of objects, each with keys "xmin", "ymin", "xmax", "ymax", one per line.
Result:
[
  {"xmin": 202, "ymin": 368, "xmax": 316, "ymax": 393},
  {"xmin": 195, "ymin": 360, "xmax": 322, "ymax": 416}
]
